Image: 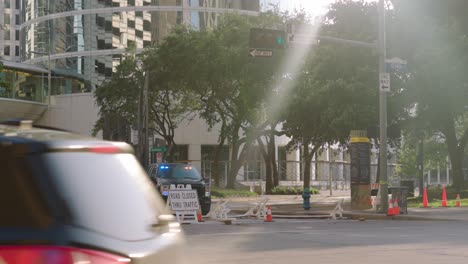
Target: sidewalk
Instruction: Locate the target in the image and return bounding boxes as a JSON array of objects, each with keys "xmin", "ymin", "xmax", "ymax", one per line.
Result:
[{"xmin": 216, "ymin": 193, "xmax": 468, "ymax": 221}]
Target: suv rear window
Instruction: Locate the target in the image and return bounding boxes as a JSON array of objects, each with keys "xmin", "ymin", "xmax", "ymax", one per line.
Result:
[
  {"xmin": 41, "ymin": 152, "xmax": 165, "ymax": 241},
  {"xmin": 0, "ymin": 148, "xmax": 52, "ymax": 229},
  {"xmin": 157, "ymin": 165, "xmax": 202, "ymax": 180}
]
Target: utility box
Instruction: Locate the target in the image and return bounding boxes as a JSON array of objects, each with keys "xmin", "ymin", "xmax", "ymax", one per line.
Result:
[{"xmin": 401, "ymin": 180, "xmax": 415, "ymax": 197}]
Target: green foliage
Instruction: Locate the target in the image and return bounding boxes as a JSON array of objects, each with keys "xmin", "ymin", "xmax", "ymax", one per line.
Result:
[
  {"xmin": 93, "ymin": 55, "xmax": 142, "ymax": 140},
  {"xmin": 407, "ymin": 186, "xmax": 468, "ymax": 207},
  {"xmin": 396, "ymin": 131, "xmax": 448, "ymax": 178},
  {"xmin": 271, "ymin": 186, "xmax": 319, "ymax": 195},
  {"xmin": 0, "ymin": 62, "xmax": 10, "ymax": 97},
  {"xmin": 211, "ymin": 187, "xmax": 258, "ymax": 198},
  {"xmin": 391, "ymin": 0, "xmax": 468, "ymax": 188}
]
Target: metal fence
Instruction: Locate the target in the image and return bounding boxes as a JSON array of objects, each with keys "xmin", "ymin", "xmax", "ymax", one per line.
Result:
[{"xmin": 198, "ymin": 160, "xmax": 397, "ymax": 190}]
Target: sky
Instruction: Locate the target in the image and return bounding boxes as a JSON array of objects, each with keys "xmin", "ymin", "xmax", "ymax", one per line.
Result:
[{"xmin": 261, "ymin": 0, "xmax": 335, "ymax": 19}]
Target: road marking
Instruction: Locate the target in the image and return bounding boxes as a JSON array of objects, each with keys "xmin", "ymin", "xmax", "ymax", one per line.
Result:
[
  {"xmin": 345, "ymin": 234, "xmax": 376, "ymax": 237},
  {"xmin": 398, "ymin": 234, "xmax": 427, "ymax": 237},
  {"xmin": 189, "ymin": 230, "xmax": 321, "ymax": 237}
]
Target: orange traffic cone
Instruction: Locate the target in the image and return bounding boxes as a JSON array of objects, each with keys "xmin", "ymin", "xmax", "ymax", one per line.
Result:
[
  {"xmin": 423, "ymin": 187, "xmax": 429, "ymax": 208},
  {"xmin": 387, "ymin": 198, "xmax": 395, "ymax": 216},
  {"xmin": 265, "ymin": 205, "xmax": 273, "ymax": 222},
  {"xmin": 393, "ymin": 198, "xmax": 400, "ymax": 215},
  {"xmin": 197, "ymin": 210, "xmax": 203, "ymax": 222},
  {"xmin": 456, "ymin": 194, "xmax": 461, "ymax": 207},
  {"xmin": 441, "ymin": 187, "xmax": 447, "ymax": 207}
]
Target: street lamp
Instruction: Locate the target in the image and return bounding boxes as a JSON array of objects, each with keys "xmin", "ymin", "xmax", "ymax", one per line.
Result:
[{"xmin": 30, "ymin": 51, "xmax": 51, "ymax": 108}]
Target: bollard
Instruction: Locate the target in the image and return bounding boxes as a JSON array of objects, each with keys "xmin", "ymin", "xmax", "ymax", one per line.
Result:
[{"xmin": 303, "ymin": 188, "xmax": 311, "ymax": 210}]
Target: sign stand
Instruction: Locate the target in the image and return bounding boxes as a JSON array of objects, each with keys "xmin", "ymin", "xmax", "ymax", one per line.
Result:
[{"xmin": 166, "ymin": 184, "xmax": 200, "ymax": 224}]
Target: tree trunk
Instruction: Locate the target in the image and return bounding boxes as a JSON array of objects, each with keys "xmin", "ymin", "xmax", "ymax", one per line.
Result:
[
  {"xmin": 444, "ymin": 124, "xmax": 465, "ymax": 190},
  {"xmin": 258, "ymin": 138, "xmax": 273, "ymax": 193},
  {"xmin": 448, "ymin": 146, "xmax": 464, "ymax": 189},
  {"xmin": 303, "ymin": 145, "xmax": 313, "ymax": 190},
  {"xmin": 263, "ymin": 152, "xmax": 273, "ymax": 194},
  {"xmin": 212, "ymin": 141, "xmax": 223, "ymax": 188},
  {"xmin": 164, "ymin": 136, "xmax": 176, "ymax": 162},
  {"xmin": 269, "ymin": 135, "xmax": 280, "ymax": 187},
  {"xmin": 226, "ymin": 140, "xmax": 241, "ymax": 189}
]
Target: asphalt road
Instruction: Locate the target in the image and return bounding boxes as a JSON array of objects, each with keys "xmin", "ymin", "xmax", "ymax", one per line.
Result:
[{"xmin": 181, "ymin": 219, "xmax": 468, "ymax": 264}]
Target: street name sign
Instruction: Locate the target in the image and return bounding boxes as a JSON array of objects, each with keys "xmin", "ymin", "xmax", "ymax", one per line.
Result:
[
  {"xmin": 379, "ymin": 73, "xmax": 390, "ymax": 92},
  {"xmin": 151, "ymin": 146, "xmax": 167, "ymax": 152},
  {"xmin": 385, "ymin": 57, "xmax": 407, "ymax": 71},
  {"xmin": 249, "ymin": 48, "xmax": 273, "ymax": 57}
]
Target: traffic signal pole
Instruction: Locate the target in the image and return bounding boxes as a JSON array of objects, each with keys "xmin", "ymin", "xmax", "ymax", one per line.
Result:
[{"xmin": 377, "ymin": 0, "xmax": 389, "ymax": 213}]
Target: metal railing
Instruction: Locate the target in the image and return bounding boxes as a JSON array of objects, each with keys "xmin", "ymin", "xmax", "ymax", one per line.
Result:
[{"xmin": 197, "ymin": 159, "xmax": 397, "ymax": 190}]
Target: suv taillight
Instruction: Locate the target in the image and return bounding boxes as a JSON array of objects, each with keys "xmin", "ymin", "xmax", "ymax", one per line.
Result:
[{"xmin": 0, "ymin": 246, "xmax": 130, "ymax": 264}]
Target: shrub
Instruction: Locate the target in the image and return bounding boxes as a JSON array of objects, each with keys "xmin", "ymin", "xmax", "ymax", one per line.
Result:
[{"xmin": 270, "ymin": 186, "xmax": 319, "ymax": 195}]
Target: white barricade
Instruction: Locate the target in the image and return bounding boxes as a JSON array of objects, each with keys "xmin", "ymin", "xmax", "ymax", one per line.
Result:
[
  {"xmin": 329, "ymin": 199, "xmax": 344, "ymax": 220},
  {"xmin": 167, "ymin": 184, "xmax": 200, "ymax": 224},
  {"xmin": 234, "ymin": 197, "xmax": 269, "ymax": 219},
  {"xmin": 206, "ymin": 199, "xmax": 235, "ymax": 222}
]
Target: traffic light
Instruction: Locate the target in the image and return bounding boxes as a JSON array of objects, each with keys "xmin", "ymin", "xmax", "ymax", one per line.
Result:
[{"xmin": 249, "ymin": 28, "xmax": 287, "ymax": 50}]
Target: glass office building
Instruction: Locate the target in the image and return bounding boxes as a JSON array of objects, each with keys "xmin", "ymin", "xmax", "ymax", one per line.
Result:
[{"xmin": 20, "ymin": 0, "xmax": 259, "ymax": 93}]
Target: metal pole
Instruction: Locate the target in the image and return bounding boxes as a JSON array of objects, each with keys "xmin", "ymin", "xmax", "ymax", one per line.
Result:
[
  {"xmin": 378, "ymin": 0, "xmax": 389, "ymax": 213},
  {"xmin": 417, "ymin": 130, "xmax": 424, "ymax": 196},
  {"xmin": 48, "ymin": 53, "xmax": 51, "ymax": 107},
  {"xmin": 329, "ymin": 161, "xmax": 332, "ymax": 196},
  {"xmin": 144, "ymin": 70, "xmax": 149, "ymax": 169}
]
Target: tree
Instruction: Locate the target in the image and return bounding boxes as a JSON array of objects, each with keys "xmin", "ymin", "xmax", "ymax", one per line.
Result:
[
  {"xmin": 282, "ymin": 0, "xmax": 380, "ymax": 191},
  {"xmin": 93, "ymin": 47, "xmax": 194, "ymax": 163},
  {"xmin": 396, "ymin": 130, "xmax": 448, "ymax": 180},
  {"xmin": 143, "ymin": 45, "xmax": 198, "ymax": 162},
  {"xmin": 93, "ymin": 54, "xmax": 142, "ymax": 142},
  {"xmin": 152, "ymin": 13, "xmax": 290, "ymax": 189},
  {"xmin": 0, "ymin": 62, "xmax": 9, "ymax": 97},
  {"xmin": 391, "ymin": 0, "xmax": 468, "ymax": 189}
]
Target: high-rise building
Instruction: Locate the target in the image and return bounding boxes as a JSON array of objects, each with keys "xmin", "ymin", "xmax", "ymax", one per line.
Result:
[
  {"xmin": 19, "ymin": 0, "xmax": 259, "ymax": 94},
  {"xmin": 1, "ymin": 0, "xmax": 21, "ymax": 61}
]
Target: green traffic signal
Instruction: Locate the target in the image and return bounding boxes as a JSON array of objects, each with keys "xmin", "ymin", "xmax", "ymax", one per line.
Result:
[
  {"xmin": 250, "ymin": 28, "xmax": 286, "ymax": 50},
  {"xmin": 276, "ymin": 36, "xmax": 284, "ymax": 45}
]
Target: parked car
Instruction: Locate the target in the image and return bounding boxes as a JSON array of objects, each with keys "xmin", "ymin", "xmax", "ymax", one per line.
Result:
[
  {"xmin": 0, "ymin": 119, "xmax": 183, "ymax": 264},
  {"xmin": 151, "ymin": 163, "xmax": 212, "ymax": 215}
]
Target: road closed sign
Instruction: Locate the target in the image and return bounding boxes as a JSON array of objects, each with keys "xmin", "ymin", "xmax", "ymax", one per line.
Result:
[{"xmin": 168, "ymin": 190, "xmax": 200, "ymax": 211}]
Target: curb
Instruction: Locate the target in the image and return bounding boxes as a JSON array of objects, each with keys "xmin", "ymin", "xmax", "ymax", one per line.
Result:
[{"xmin": 343, "ymin": 212, "xmax": 459, "ymax": 221}]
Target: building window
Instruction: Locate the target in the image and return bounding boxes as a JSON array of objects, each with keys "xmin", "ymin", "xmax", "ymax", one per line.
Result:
[
  {"xmin": 143, "ymin": 40, "xmax": 152, "ymax": 48},
  {"xmin": 128, "ymin": 0, "xmax": 134, "ymax": 5},
  {"xmin": 15, "ymin": 30, "xmax": 19, "ymax": 41},
  {"xmin": 135, "ymin": 11, "xmax": 142, "ymax": 17},
  {"xmin": 201, "ymin": 145, "xmax": 230, "ymax": 180},
  {"xmin": 4, "ymin": 30, "xmax": 10, "ymax": 40},
  {"xmin": 15, "ymin": 14, "xmax": 19, "ymax": 25},
  {"xmin": 4, "ymin": 15, "xmax": 10, "ymax": 25},
  {"xmin": 4, "ymin": 0, "xmax": 10, "ymax": 8},
  {"xmin": 176, "ymin": 11, "xmax": 182, "ymax": 24},
  {"xmin": 15, "ymin": 0, "xmax": 19, "ymax": 9},
  {"xmin": 105, "ymin": 20, "xmax": 112, "ymax": 32},
  {"xmin": 4, "ymin": 46, "xmax": 10, "ymax": 56},
  {"xmin": 173, "ymin": 145, "xmax": 189, "ymax": 162},
  {"xmin": 128, "ymin": 19, "xmax": 135, "ymax": 28},
  {"xmin": 112, "ymin": 27, "xmax": 120, "ymax": 36},
  {"xmin": 15, "ymin": 45, "xmax": 19, "ymax": 56},
  {"xmin": 135, "ymin": 29, "xmax": 143, "ymax": 38},
  {"xmin": 143, "ymin": 20, "xmax": 151, "ymax": 31}
]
